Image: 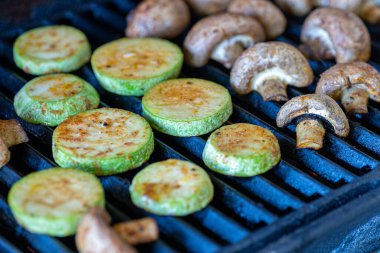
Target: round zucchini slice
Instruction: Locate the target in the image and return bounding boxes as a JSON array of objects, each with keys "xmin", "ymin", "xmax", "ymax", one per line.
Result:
[
  {"xmin": 13, "ymin": 25, "xmax": 91, "ymax": 75},
  {"xmin": 130, "ymin": 159, "xmax": 214, "ymax": 216},
  {"xmin": 14, "ymin": 74, "xmax": 99, "ymax": 126},
  {"xmin": 53, "ymin": 108, "xmax": 154, "ymax": 176},
  {"xmin": 203, "ymin": 123, "xmax": 281, "ymax": 177},
  {"xmin": 91, "ymin": 38, "xmax": 183, "ymax": 96},
  {"xmin": 8, "ymin": 168, "xmax": 105, "ymax": 237},
  {"xmin": 142, "ymin": 78, "xmax": 233, "ymax": 136}
]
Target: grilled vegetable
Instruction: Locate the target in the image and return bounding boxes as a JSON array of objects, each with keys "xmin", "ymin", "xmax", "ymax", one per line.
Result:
[
  {"xmin": 113, "ymin": 218, "xmax": 159, "ymax": 245},
  {"xmin": 203, "ymin": 123, "xmax": 281, "ymax": 177},
  {"xmin": 53, "ymin": 108, "xmax": 154, "ymax": 176},
  {"xmin": 13, "ymin": 25, "xmax": 91, "ymax": 75},
  {"xmin": 91, "ymin": 38, "xmax": 183, "ymax": 96},
  {"xmin": 130, "ymin": 159, "xmax": 214, "ymax": 216},
  {"xmin": 142, "ymin": 78, "xmax": 232, "ymax": 137},
  {"xmin": 14, "ymin": 74, "xmax": 99, "ymax": 126},
  {"xmin": 0, "ymin": 139, "xmax": 10, "ymax": 168},
  {"xmin": 8, "ymin": 168, "xmax": 105, "ymax": 236}
]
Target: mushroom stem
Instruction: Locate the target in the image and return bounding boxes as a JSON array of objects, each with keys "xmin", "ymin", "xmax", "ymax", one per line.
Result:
[
  {"xmin": 341, "ymin": 86, "xmax": 369, "ymax": 114},
  {"xmin": 296, "ymin": 119, "xmax": 326, "ymax": 150},
  {"xmin": 256, "ymin": 79, "xmax": 288, "ymax": 101}
]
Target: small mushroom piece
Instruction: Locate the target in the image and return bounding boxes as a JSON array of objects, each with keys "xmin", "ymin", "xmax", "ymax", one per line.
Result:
[
  {"xmin": 274, "ymin": 0, "xmax": 314, "ymax": 16},
  {"xmin": 316, "ymin": 0, "xmax": 364, "ymax": 12},
  {"xmin": 185, "ymin": 0, "xmax": 231, "ymax": 15},
  {"xmin": 76, "ymin": 207, "xmax": 137, "ymax": 253},
  {"xmin": 230, "ymin": 42, "xmax": 313, "ymax": 101},
  {"xmin": 0, "ymin": 138, "xmax": 10, "ymax": 168},
  {"xmin": 183, "ymin": 13, "xmax": 265, "ymax": 69},
  {"xmin": 300, "ymin": 7, "xmax": 371, "ymax": 63},
  {"xmin": 276, "ymin": 94, "xmax": 350, "ymax": 150},
  {"xmin": 0, "ymin": 119, "xmax": 29, "ymax": 147},
  {"xmin": 113, "ymin": 218, "xmax": 159, "ymax": 245},
  {"xmin": 359, "ymin": 0, "xmax": 380, "ymax": 24},
  {"xmin": 228, "ymin": 0, "xmax": 287, "ymax": 39},
  {"xmin": 126, "ymin": 0, "xmax": 190, "ymax": 39},
  {"xmin": 316, "ymin": 62, "xmax": 380, "ymax": 114}
]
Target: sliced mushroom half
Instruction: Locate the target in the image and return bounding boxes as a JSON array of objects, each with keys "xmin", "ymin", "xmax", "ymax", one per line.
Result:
[
  {"xmin": 230, "ymin": 42, "xmax": 314, "ymax": 101},
  {"xmin": 185, "ymin": 0, "xmax": 231, "ymax": 16},
  {"xmin": 274, "ymin": 0, "xmax": 314, "ymax": 16},
  {"xmin": 316, "ymin": 61, "xmax": 380, "ymax": 114},
  {"xmin": 276, "ymin": 94, "xmax": 350, "ymax": 150},
  {"xmin": 183, "ymin": 13, "xmax": 265, "ymax": 69},
  {"xmin": 300, "ymin": 7, "xmax": 371, "ymax": 63},
  {"xmin": 126, "ymin": 0, "xmax": 190, "ymax": 39}
]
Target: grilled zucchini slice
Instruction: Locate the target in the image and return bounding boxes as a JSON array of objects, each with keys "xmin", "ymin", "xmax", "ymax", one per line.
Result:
[
  {"xmin": 8, "ymin": 168, "xmax": 105, "ymax": 237},
  {"xmin": 130, "ymin": 159, "xmax": 214, "ymax": 216},
  {"xmin": 13, "ymin": 25, "xmax": 91, "ymax": 75},
  {"xmin": 203, "ymin": 123, "xmax": 281, "ymax": 177},
  {"xmin": 14, "ymin": 74, "xmax": 99, "ymax": 126},
  {"xmin": 53, "ymin": 108, "xmax": 154, "ymax": 175},
  {"xmin": 91, "ymin": 38, "xmax": 183, "ymax": 96},
  {"xmin": 142, "ymin": 78, "xmax": 233, "ymax": 136}
]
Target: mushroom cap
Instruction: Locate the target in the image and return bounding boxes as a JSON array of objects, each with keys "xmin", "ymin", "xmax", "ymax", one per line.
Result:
[
  {"xmin": 301, "ymin": 7, "xmax": 371, "ymax": 63},
  {"xmin": 274, "ymin": 0, "xmax": 313, "ymax": 16},
  {"xmin": 276, "ymin": 94, "xmax": 350, "ymax": 137},
  {"xmin": 126, "ymin": 0, "xmax": 190, "ymax": 39},
  {"xmin": 228, "ymin": 0, "xmax": 287, "ymax": 39},
  {"xmin": 185, "ymin": 0, "xmax": 231, "ymax": 16},
  {"xmin": 183, "ymin": 13, "xmax": 265, "ymax": 68},
  {"xmin": 317, "ymin": 0, "xmax": 364, "ymax": 12},
  {"xmin": 316, "ymin": 61, "xmax": 380, "ymax": 102},
  {"xmin": 230, "ymin": 41, "xmax": 314, "ymax": 95}
]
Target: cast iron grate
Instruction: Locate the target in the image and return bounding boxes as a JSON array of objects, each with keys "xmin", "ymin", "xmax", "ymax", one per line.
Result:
[{"xmin": 0, "ymin": 0, "xmax": 379, "ymax": 252}]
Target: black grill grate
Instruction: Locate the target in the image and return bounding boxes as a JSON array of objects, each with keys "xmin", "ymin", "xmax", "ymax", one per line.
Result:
[{"xmin": 0, "ymin": 1, "xmax": 379, "ymax": 252}]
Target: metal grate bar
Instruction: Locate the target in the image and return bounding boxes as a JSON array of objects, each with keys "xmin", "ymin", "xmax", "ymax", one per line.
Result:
[{"xmin": 0, "ymin": 234, "xmax": 22, "ymax": 253}]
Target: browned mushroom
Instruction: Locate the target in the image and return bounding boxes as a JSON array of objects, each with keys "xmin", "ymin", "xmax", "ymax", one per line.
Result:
[
  {"xmin": 316, "ymin": 62, "xmax": 380, "ymax": 114},
  {"xmin": 300, "ymin": 7, "xmax": 371, "ymax": 63},
  {"xmin": 230, "ymin": 42, "xmax": 313, "ymax": 101},
  {"xmin": 228, "ymin": 0, "xmax": 287, "ymax": 39},
  {"xmin": 183, "ymin": 13, "xmax": 265, "ymax": 69},
  {"xmin": 113, "ymin": 218, "xmax": 159, "ymax": 245},
  {"xmin": 316, "ymin": 0, "xmax": 364, "ymax": 12},
  {"xmin": 0, "ymin": 139, "xmax": 10, "ymax": 168},
  {"xmin": 126, "ymin": 0, "xmax": 190, "ymax": 39},
  {"xmin": 274, "ymin": 0, "xmax": 314, "ymax": 16},
  {"xmin": 185, "ymin": 0, "xmax": 231, "ymax": 15},
  {"xmin": 276, "ymin": 94, "xmax": 350, "ymax": 150},
  {"xmin": 359, "ymin": 0, "xmax": 380, "ymax": 24}
]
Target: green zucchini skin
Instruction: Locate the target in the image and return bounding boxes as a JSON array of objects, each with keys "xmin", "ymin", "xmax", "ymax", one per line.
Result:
[
  {"xmin": 53, "ymin": 108, "xmax": 154, "ymax": 176},
  {"xmin": 91, "ymin": 38, "xmax": 183, "ymax": 96},
  {"xmin": 14, "ymin": 74, "xmax": 99, "ymax": 126},
  {"xmin": 202, "ymin": 123, "xmax": 281, "ymax": 177},
  {"xmin": 130, "ymin": 159, "xmax": 214, "ymax": 216},
  {"xmin": 8, "ymin": 168, "xmax": 105, "ymax": 237},
  {"xmin": 13, "ymin": 25, "xmax": 91, "ymax": 75},
  {"xmin": 142, "ymin": 78, "xmax": 233, "ymax": 137}
]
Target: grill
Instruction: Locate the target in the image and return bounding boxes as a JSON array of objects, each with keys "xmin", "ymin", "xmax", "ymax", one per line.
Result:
[{"xmin": 0, "ymin": 1, "xmax": 379, "ymax": 252}]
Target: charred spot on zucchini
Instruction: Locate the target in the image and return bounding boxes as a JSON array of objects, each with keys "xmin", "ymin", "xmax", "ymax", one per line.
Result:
[
  {"xmin": 13, "ymin": 25, "xmax": 91, "ymax": 75},
  {"xmin": 130, "ymin": 159, "xmax": 214, "ymax": 216},
  {"xmin": 202, "ymin": 123, "xmax": 281, "ymax": 177},
  {"xmin": 142, "ymin": 78, "xmax": 232, "ymax": 136},
  {"xmin": 8, "ymin": 168, "xmax": 105, "ymax": 237},
  {"xmin": 91, "ymin": 38, "xmax": 183, "ymax": 96},
  {"xmin": 53, "ymin": 108, "xmax": 154, "ymax": 176},
  {"xmin": 14, "ymin": 74, "xmax": 99, "ymax": 126}
]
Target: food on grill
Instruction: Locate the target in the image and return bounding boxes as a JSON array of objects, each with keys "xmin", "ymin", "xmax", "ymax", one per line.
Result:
[
  {"xmin": 14, "ymin": 74, "xmax": 99, "ymax": 126},
  {"xmin": 276, "ymin": 94, "xmax": 350, "ymax": 150},
  {"xmin": 126, "ymin": 0, "xmax": 190, "ymax": 39},
  {"xmin": 91, "ymin": 38, "xmax": 183, "ymax": 96},
  {"xmin": 113, "ymin": 217, "xmax": 159, "ymax": 245},
  {"xmin": 185, "ymin": 0, "xmax": 231, "ymax": 15},
  {"xmin": 202, "ymin": 123, "xmax": 281, "ymax": 177},
  {"xmin": 300, "ymin": 8, "xmax": 371, "ymax": 63},
  {"xmin": 274, "ymin": 0, "xmax": 313, "ymax": 16},
  {"xmin": 230, "ymin": 42, "xmax": 313, "ymax": 101},
  {"xmin": 0, "ymin": 119, "xmax": 28, "ymax": 168},
  {"xmin": 183, "ymin": 13, "xmax": 265, "ymax": 69},
  {"xmin": 53, "ymin": 108, "xmax": 154, "ymax": 176},
  {"xmin": 8, "ymin": 168, "xmax": 105, "ymax": 236},
  {"xmin": 316, "ymin": 62, "xmax": 380, "ymax": 115},
  {"xmin": 76, "ymin": 207, "xmax": 137, "ymax": 253},
  {"xmin": 13, "ymin": 25, "xmax": 91, "ymax": 75},
  {"xmin": 228, "ymin": 0, "xmax": 286, "ymax": 39},
  {"xmin": 142, "ymin": 78, "xmax": 232, "ymax": 137},
  {"xmin": 130, "ymin": 159, "xmax": 214, "ymax": 216}
]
